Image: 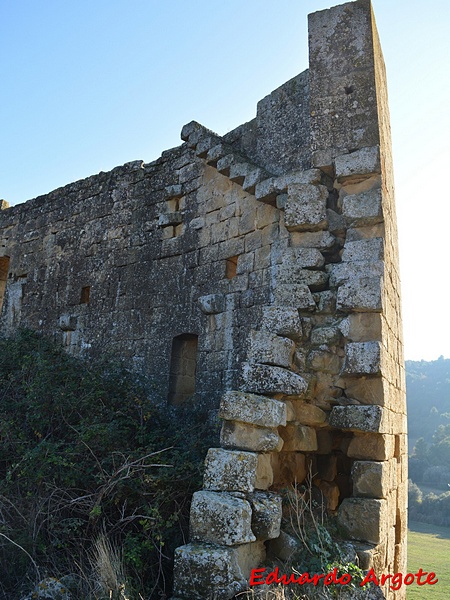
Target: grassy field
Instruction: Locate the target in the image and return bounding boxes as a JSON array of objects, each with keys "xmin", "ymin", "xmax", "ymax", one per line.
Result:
[{"xmin": 407, "ymin": 521, "xmax": 450, "ymax": 599}]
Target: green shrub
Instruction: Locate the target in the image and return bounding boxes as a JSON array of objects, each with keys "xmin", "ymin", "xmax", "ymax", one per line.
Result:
[{"xmin": 0, "ymin": 330, "xmax": 217, "ymax": 598}]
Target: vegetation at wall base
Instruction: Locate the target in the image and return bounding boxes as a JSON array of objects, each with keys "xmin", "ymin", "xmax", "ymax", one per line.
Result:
[{"xmin": 0, "ymin": 329, "xmax": 217, "ymax": 599}]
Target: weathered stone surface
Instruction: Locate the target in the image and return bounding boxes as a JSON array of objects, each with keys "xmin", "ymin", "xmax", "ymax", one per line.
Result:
[
  {"xmin": 203, "ymin": 448, "xmax": 258, "ymax": 492},
  {"xmin": 173, "ymin": 541, "xmax": 265, "ymax": 599},
  {"xmin": 219, "ymin": 390, "xmax": 286, "ymax": 428},
  {"xmin": 220, "ymin": 421, "xmax": 282, "ymax": 452},
  {"xmin": 198, "ymin": 293, "xmax": 225, "ymax": 314},
  {"xmin": 279, "ymin": 423, "xmax": 318, "ymax": 451},
  {"xmin": 311, "ymin": 325, "xmax": 341, "ymax": 346},
  {"xmin": 260, "ymin": 307, "xmax": 302, "ymax": 339},
  {"xmin": 342, "ymin": 188, "xmax": 383, "ymax": 226},
  {"xmin": 255, "ymin": 453, "xmax": 274, "ymax": 490},
  {"xmin": 347, "ymin": 433, "xmax": 396, "ymax": 461},
  {"xmin": 329, "ymin": 405, "xmax": 388, "ymax": 434},
  {"xmin": 340, "ymin": 313, "xmax": 382, "ymax": 342},
  {"xmin": 241, "ymin": 363, "xmax": 308, "ymax": 396},
  {"xmin": 342, "ymin": 238, "xmax": 384, "ymax": 263},
  {"xmin": 247, "ymin": 330, "xmax": 295, "ymax": 368},
  {"xmin": 328, "ymin": 261, "xmax": 384, "ymax": 287},
  {"xmin": 266, "ymin": 530, "xmax": 301, "ymax": 561},
  {"xmin": 337, "ymin": 276, "xmax": 383, "ymax": 312},
  {"xmin": 289, "ymin": 401, "xmax": 328, "ymax": 426},
  {"xmin": 271, "ymin": 452, "xmax": 307, "ymax": 486},
  {"xmin": 335, "ymin": 147, "xmax": 381, "ymax": 182},
  {"xmin": 307, "ymin": 349, "xmax": 342, "ymax": 374},
  {"xmin": 343, "ymin": 341, "xmax": 382, "ymax": 375},
  {"xmin": 315, "ymin": 480, "xmax": 340, "ymax": 511},
  {"xmin": 352, "ymin": 461, "xmax": 392, "ymax": 499},
  {"xmin": 290, "ymin": 230, "xmax": 336, "ymax": 250},
  {"xmin": 21, "ymin": 578, "xmax": 72, "ymax": 600},
  {"xmin": 340, "ymin": 376, "xmax": 385, "ymax": 406},
  {"xmin": 273, "ymin": 284, "xmax": 316, "ymax": 310},
  {"xmin": 190, "ymin": 491, "xmax": 255, "ymax": 546},
  {"xmin": 284, "ymin": 183, "xmax": 328, "ymax": 231},
  {"xmin": 58, "ymin": 314, "xmax": 77, "ymax": 331},
  {"xmin": 281, "ymin": 247, "xmax": 325, "ymax": 268},
  {"xmin": 248, "ymin": 492, "xmax": 282, "ymax": 540},
  {"xmin": 338, "ymin": 498, "xmax": 387, "ymax": 545},
  {"xmin": 275, "ymin": 263, "xmax": 329, "ymax": 290},
  {"xmin": 309, "ymin": 0, "xmax": 381, "ymax": 158},
  {"xmin": 315, "ymin": 290, "xmax": 336, "ymax": 313}
]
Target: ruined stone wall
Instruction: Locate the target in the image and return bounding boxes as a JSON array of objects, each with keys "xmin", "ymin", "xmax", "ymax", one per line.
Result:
[
  {"xmin": 0, "ymin": 143, "xmax": 292, "ymax": 409},
  {"xmin": 0, "ymin": 1, "xmax": 406, "ymax": 599}
]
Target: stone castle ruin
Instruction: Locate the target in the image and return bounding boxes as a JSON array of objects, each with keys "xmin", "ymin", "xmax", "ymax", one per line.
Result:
[{"xmin": 0, "ymin": 1, "xmax": 406, "ymax": 598}]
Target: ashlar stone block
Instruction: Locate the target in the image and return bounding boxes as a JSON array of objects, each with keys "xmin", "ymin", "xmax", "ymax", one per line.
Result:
[
  {"xmin": 241, "ymin": 363, "xmax": 308, "ymax": 396},
  {"xmin": 281, "ymin": 247, "xmax": 325, "ymax": 268},
  {"xmin": 219, "ymin": 390, "xmax": 287, "ymax": 428},
  {"xmin": 190, "ymin": 491, "xmax": 255, "ymax": 546},
  {"xmin": 274, "ymin": 263, "xmax": 329, "ymax": 291},
  {"xmin": 341, "ymin": 237, "xmax": 384, "ymax": 263},
  {"xmin": 273, "ymin": 283, "xmax": 316, "ymax": 310},
  {"xmin": 255, "ymin": 453, "xmax": 274, "ymax": 490},
  {"xmin": 173, "ymin": 541, "xmax": 265, "ymax": 600},
  {"xmin": 347, "ymin": 433, "xmax": 395, "ymax": 461},
  {"xmin": 220, "ymin": 421, "xmax": 282, "ymax": 452},
  {"xmin": 342, "ymin": 188, "xmax": 383, "ymax": 227},
  {"xmin": 284, "ymin": 183, "xmax": 328, "ymax": 231},
  {"xmin": 279, "ymin": 423, "xmax": 318, "ymax": 451},
  {"xmin": 289, "ymin": 401, "xmax": 327, "ymax": 426},
  {"xmin": 203, "ymin": 448, "xmax": 259, "ymax": 492},
  {"xmin": 248, "ymin": 492, "xmax": 282, "ymax": 540},
  {"xmin": 289, "ymin": 230, "xmax": 336, "ymax": 250},
  {"xmin": 329, "ymin": 405, "xmax": 388, "ymax": 434},
  {"xmin": 328, "ymin": 260, "xmax": 384, "ymax": 287},
  {"xmin": 307, "ymin": 349, "xmax": 342, "ymax": 374},
  {"xmin": 337, "ymin": 498, "xmax": 387, "ymax": 545},
  {"xmin": 335, "ymin": 147, "xmax": 381, "ymax": 182},
  {"xmin": 260, "ymin": 306, "xmax": 303, "ymax": 340},
  {"xmin": 340, "ymin": 313, "xmax": 382, "ymax": 342},
  {"xmin": 247, "ymin": 330, "xmax": 295, "ymax": 368},
  {"xmin": 343, "ymin": 341, "xmax": 382, "ymax": 375},
  {"xmin": 352, "ymin": 461, "xmax": 391, "ymax": 499},
  {"xmin": 337, "ymin": 276, "xmax": 383, "ymax": 312},
  {"xmin": 341, "ymin": 376, "xmax": 385, "ymax": 406}
]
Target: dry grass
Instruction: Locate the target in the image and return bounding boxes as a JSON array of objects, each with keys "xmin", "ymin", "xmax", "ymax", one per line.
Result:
[{"xmin": 89, "ymin": 534, "xmax": 129, "ymax": 600}]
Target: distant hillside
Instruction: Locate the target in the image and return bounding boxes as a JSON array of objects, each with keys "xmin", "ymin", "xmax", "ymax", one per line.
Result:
[{"xmin": 406, "ymin": 357, "xmax": 450, "ymax": 447}]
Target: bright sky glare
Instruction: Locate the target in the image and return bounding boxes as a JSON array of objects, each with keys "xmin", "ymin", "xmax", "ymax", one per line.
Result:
[{"xmin": 0, "ymin": 0, "xmax": 449, "ymax": 361}]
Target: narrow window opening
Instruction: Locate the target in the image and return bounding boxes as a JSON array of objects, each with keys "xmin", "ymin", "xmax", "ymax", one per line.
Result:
[
  {"xmin": 226, "ymin": 255, "xmax": 239, "ymax": 279},
  {"xmin": 159, "ymin": 196, "xmax": 185, "ymax": 239},
  {"xmin": 0, "ymin": 256, "xmax": 10, "ymax": 313},
  {"xmin": 80, "ymin": 286, "xmax": 90, "ymax": 304},
  {"xmin": 168, "ymin": 333, "xmax": 198, "ymax": 405}
]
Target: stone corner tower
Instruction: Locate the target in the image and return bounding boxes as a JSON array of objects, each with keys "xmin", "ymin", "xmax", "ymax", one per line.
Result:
[{"xmin": 172, "ymin": 1, "xmax": 407, "ymax": 598}]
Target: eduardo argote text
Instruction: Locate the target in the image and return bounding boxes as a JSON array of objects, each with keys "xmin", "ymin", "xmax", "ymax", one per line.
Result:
[{"xmin": 250, "ymin": 566, "xmax": 438, "ymax": 591}]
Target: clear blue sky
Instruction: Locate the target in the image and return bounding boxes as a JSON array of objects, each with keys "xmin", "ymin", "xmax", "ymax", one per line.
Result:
[{"xmin": 1, "ymin": 0, "xmax": 449, "ymax": 361}]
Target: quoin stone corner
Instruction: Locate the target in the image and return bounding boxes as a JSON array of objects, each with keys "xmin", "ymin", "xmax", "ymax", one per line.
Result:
[{"xmin": 0, "ymin": 1, "xmax": 407, "ymax": 599}]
